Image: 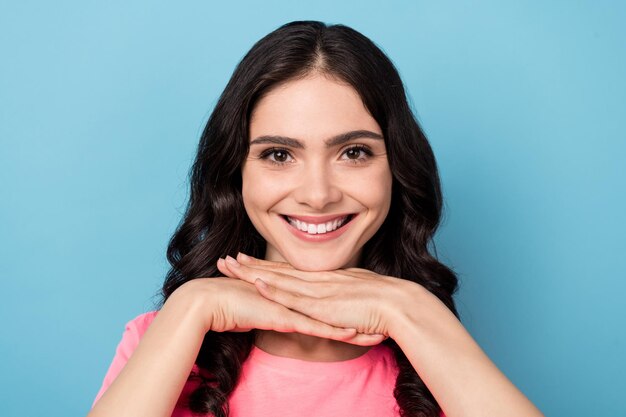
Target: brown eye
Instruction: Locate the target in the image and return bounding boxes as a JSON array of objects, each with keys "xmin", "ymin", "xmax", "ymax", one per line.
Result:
[
  {"xmin": 345, "ymin": 148, "xmax": 362, "ymax": 159},
  {"xmin": 259, "ymin": 147, "xmax": 294, "ymax": 165},
  {"xmin": 341, "ymin": 145, "xmax": 373, "ymax": 162},
  {"xmin": 273, "ymin": 150, "xmax": 289, "ymax": 162}
]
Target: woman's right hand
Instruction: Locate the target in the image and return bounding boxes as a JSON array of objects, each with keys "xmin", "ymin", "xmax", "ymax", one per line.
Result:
[{"xmin": 175, "ymin": 276, "xmax": 385, "ymax": 346}]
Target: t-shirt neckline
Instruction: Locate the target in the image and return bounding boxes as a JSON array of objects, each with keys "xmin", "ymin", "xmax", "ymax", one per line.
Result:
[{"xmin": 247, "ymin": 343, "xmax": 387, "ymax": 376}]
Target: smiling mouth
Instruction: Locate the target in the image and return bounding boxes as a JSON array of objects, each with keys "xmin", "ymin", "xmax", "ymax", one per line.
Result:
[{"xmin": 281, "ymin": 214, "xmax": 355, "ymax": 235}]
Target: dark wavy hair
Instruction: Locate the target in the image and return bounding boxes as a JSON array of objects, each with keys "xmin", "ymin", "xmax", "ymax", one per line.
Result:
[{"xmin": 161, "ymin": 20, "xmax": 458, "ymax": 417}]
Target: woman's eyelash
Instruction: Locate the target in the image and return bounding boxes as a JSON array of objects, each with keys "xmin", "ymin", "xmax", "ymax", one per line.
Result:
[
  {"xmin": 258, "ymin": 147, "xmax": 293, "ymax": 165},
  {"xmin": 342, "ymin": 145, "xmax": 373, "ymax": 161},
  {"xmin": 258, "ymin": 145, "xmax": 374, "ymax": 165}
]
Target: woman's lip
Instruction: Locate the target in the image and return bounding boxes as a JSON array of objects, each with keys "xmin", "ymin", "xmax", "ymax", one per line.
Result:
[{"xmin": 281, "ymin": 213, "xmax": 354, "ymax": 224}]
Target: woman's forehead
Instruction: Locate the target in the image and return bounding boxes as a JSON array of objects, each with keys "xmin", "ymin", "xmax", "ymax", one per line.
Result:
[{"xmin": 249, "ymin": 74, "xmax": 381, "ymax": 144}]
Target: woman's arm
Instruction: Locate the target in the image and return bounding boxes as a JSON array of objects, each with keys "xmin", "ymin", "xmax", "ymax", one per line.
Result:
[
  {"xmin": 88, "ymin": 278, "xmax": 364, "ymax": 417},
  {"xmin": 222, "ymin": 254, "xmax": 544, "ymax": 417},
  {"xmin": 87, "ymin": 282, "xmax": 209, "ymax": 417},
  {"xmin": 387, "ymin": 281, "xmax": 544, "ymax": 417}
]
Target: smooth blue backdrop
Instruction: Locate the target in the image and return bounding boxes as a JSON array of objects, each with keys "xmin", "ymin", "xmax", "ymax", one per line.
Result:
[{"xmin": 1, "ymin": 1, "xmax": 624, "ymax": 416}]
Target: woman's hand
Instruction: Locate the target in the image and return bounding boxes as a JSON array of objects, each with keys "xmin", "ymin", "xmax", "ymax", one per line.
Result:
[
  {"xmin": 176, "ymin": 277, "xmax": 383, "ymax": 346},
  {"xmin": 215, "ymin": 253, "xmax": 419, "ymax": 340},
  {"xmin": 217, "ymin": 254, "xmax": 545, "ymax": 417}
]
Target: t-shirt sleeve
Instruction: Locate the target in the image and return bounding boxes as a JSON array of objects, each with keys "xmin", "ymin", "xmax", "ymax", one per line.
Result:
[{"xmin": 91, "ymin": 311, "xmax": 158, "ymax": 408}]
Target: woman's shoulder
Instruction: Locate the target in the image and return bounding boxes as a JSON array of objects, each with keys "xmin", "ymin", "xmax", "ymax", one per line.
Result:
[
  {"xmin": 122, "ymin": 310, "xmax": 159, "ymax": 337},
  {"xmin": 91, "ymin": 310, "xmax": 160, "ymax": 406},
  {"xmin": 126, "ymin": 310, "xmax": 158, "ymax": 327}
]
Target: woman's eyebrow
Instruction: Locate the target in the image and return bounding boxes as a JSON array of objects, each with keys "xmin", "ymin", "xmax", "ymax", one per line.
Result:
[
  {"xmin": 326, "ymin": 130, "xmax": 384, "ymax": 146},
  {"xmin": 249, "ymin": 130, "xmax": 384, "ymax": 148}
]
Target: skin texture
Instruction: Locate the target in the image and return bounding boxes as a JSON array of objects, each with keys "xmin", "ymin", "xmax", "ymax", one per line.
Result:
[
  {"xmin": 241, "ymin": 73, "xmax": 393, "ymax": 361},
  {"xmin": 243, "ymin": 73, "xmax": 393, "ymax": 272},
  {"xmin": 218, "ymin": 253, "xmax": 544, "ymax": 417},
  {"xmin": 88, "ymin": 73, "xmax": 544, "ymax": 417}
]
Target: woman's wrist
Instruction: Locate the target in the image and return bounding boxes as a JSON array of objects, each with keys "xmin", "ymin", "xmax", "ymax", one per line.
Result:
[
  {"xmin": 384, "ymin": 279, "xmax": 455, "ymax": 344},
  {"xmin": 165, "ymin": 278, "xmax": 217, "ymax": 334}
]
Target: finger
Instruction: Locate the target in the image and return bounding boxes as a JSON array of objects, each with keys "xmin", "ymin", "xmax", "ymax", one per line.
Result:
[
  {"xmin": 344, "ymin": 267, "xmax": 375, "ymax": 275},
  {"xmin": 264, "ymin": 306, "xmax": 357, "ymax": 342},
  {"xmin": 217, "ymin": 258, "xmax": 238, "ymax": 278},
  {"xmin": 226, "ymin": 256, "xmax": 325, "ymax": 297},
  {"xmin": 234, "ymin": 255, "xmax": 326, "ymax": 282},
  {"xmin": 219, "ymin": 255, "xmax": 274, "ymax": 277},
  {"xmin": 230, "ymin": 327, "xmax": 254, "ymax": 332},
  {"xmin": 237, "ymin": 253, "xmax": 377, "ymax": 283},
  {"xmin": 257, "ymin": 293, "xmax": 386, "ymax": 346},
  {"xmin": 342, "ymin": 333, "xmax": 388, "ymax": 346},
  {"xmin": 255, "ymin": 278, "xmax": 323, "ymax": 320},
  {"xmin": 264, "ymin": 302, "xmax": 385, "ymax": 346},
  {"xmin": 224, "ymin": 256, "xmax": 276, "ymax": 285},
  {"xmin": 236, "ymin": 254, "xmax": 328, "ymax": 282},
  {"xmin": 237, "ymin": 252, "xmax": 292, "ymax": 269}
]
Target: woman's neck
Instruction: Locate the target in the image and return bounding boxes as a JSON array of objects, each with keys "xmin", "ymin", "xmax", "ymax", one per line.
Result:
[{"xmin": 254, "ymin": 330, "xmax": 371, "ymax": 361}]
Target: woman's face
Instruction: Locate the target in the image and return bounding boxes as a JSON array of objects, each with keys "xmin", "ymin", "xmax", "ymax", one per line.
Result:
[{"xmin": 242, "ymin": 73, "xmax": 392, "ymax": 271}]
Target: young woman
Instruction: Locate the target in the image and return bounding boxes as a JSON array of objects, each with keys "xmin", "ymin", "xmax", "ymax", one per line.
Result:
[{"xmin": 88, "ymin": 20, "xmax": 544, "ymax": 417}]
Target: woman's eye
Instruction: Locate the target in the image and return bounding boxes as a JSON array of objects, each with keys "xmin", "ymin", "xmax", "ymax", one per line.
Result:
[
  {"xmin": 341, "ymin": 145, "xmax": 372, "ymax": 162},
  {"xmin": 260, "ymin": 148, "xmax": 293, "ymax": 164},
  {"xmin": 271, "ymin": 150, "xmax": 290, "ymax": 162}
]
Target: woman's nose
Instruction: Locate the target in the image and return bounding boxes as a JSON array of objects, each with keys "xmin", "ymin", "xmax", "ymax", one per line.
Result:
[{"xmin": 292, "ymin": 163, "xmax": 342, "ymax": 210}]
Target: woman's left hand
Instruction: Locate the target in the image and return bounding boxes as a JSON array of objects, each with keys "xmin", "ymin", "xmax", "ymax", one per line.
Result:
[{"xmin": 216, "ymin": 252, "xmax": 419, "ymax": 339}]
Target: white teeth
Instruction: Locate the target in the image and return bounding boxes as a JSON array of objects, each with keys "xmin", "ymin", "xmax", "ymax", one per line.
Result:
[{"xmin": 286, "ymin": 215, "xmax": 350, "ymax": 235}]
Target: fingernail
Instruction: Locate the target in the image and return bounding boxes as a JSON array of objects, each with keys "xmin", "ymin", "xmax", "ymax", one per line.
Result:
[
  {"xmin": 255, "ymin": 278, "xmax": 268, "ymax": 289},
  {"xmin": 225, "ymin": 256, "xmax": 240, "ymax": 267},
  {"xmin": 237, "ymin": 252, "xmax": 251, "ymax": 261}
]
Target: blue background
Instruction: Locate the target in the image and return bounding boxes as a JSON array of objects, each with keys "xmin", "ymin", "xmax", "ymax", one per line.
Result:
[{"xmin": 1, "ymin": 1, "xmax": 624, "ymax": 416}]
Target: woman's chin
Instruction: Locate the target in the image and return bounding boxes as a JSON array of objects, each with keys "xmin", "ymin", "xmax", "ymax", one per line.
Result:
[
  {"xmin": 290, "ymin": 260, "xmax": 341, "ymax": 271},
  {"xmin": 265, "ymin": 245, "xmax": 361, "ymax": 271},
  {"xmin": 284, "ymin": 253, "xmax": 359, "ymax": 272}
]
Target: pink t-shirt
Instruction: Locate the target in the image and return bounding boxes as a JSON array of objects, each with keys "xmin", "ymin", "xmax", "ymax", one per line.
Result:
[{"xmin": 93, "ymin": 311, "xmax": 402, "ymax": 416}]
